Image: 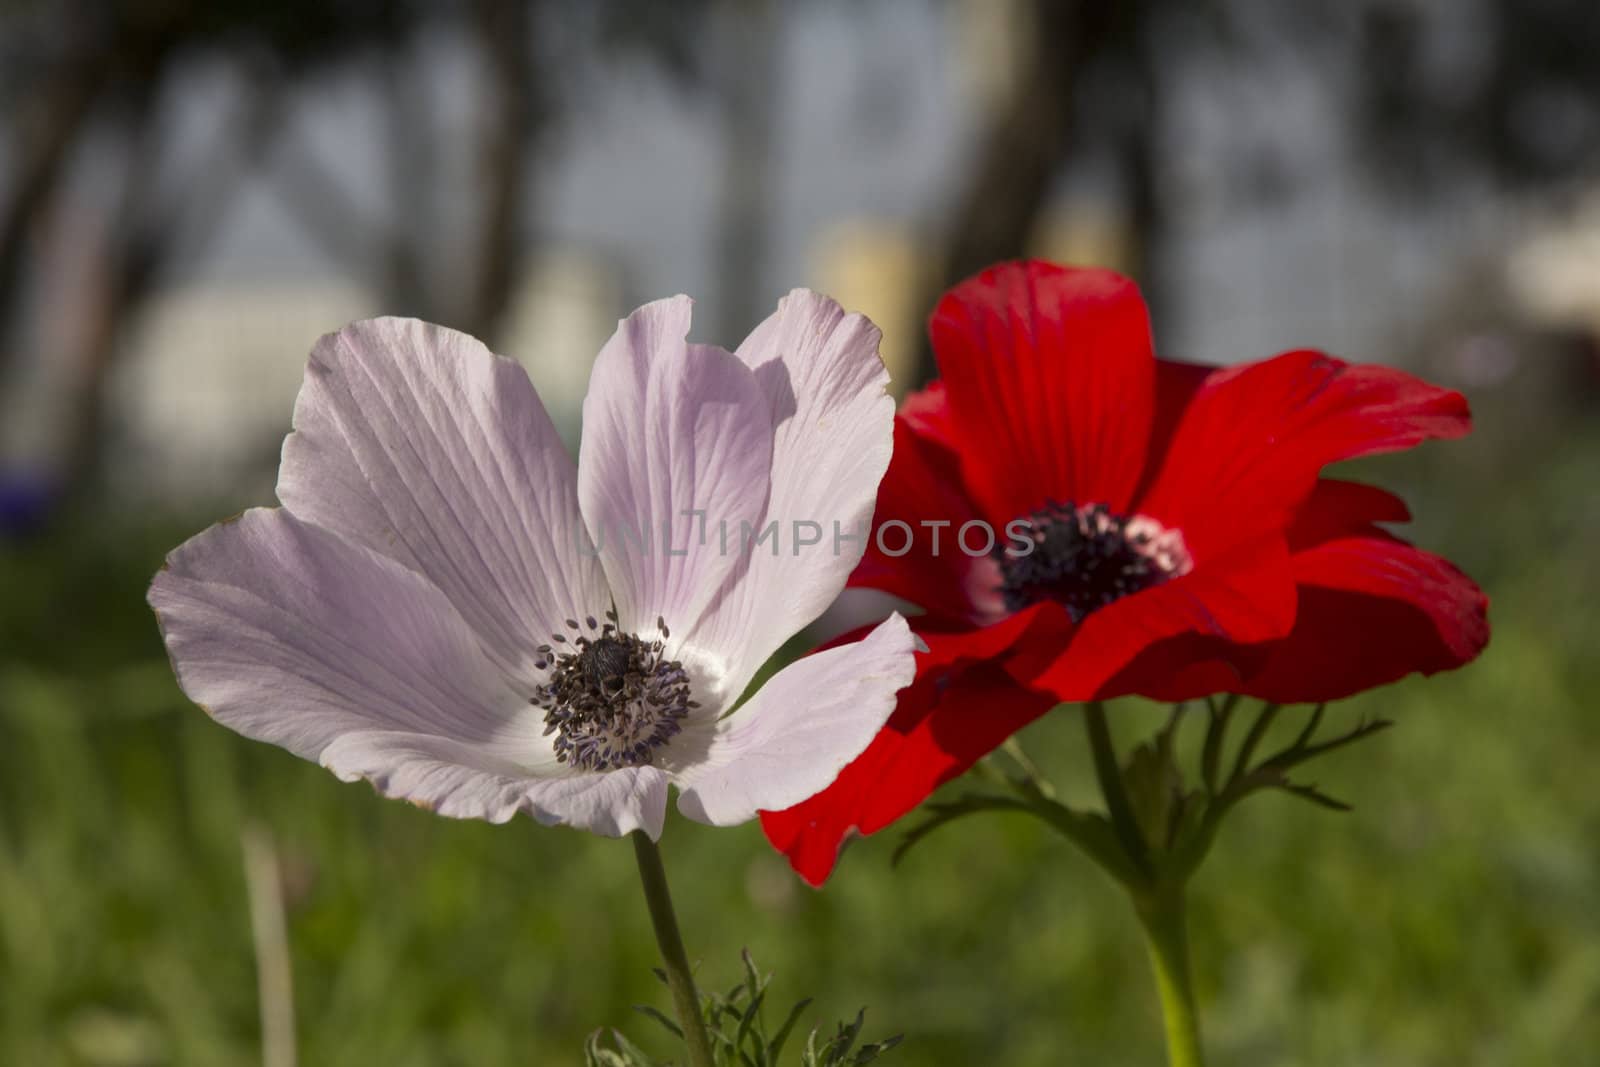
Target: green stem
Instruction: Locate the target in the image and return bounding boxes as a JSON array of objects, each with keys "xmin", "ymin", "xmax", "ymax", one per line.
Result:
[
  {"xmin": 630, "ymin": 831, "xmax": 716, "ymax": 1067},
  {"xmin": 1083, "ymin": 702, "xmax": 1151, "ymax": 877},
  {"xmin": 1001, "ymin": 736, "xmax": 1057, "ymax": 798},
  {"xmin": 1080, "ymin": 703, "xmax": 1206, "ymax": 1066},
  {"xmin": 1134, "ymin": 886, "xmax": 1206, "ymax": 1067}
]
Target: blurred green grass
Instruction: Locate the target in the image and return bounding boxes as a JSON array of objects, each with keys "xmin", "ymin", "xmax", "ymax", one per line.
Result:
[{"xmin": 3, "ymin": 409, "xmax": 1597, "ymax": 1066}]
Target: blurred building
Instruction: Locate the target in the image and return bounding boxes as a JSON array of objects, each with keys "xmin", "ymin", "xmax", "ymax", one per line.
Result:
[
  {"xmin": 107, "ymin": 251, "xmax": 619, "ymax": 502},
  {"xmin": 110, "ymin": 282, "xmax": 377, "ymax": 502}
]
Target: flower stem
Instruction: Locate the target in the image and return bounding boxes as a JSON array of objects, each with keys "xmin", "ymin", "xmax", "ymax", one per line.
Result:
[
  {"xmin": 1133, "ymin": 885, "xmax": 1206, "ymax": 1067},
  {"xmin": 1083, "ymin": 702, "xmax": 1150, "ymax": 876},
  {"xmin": 1081, "ymin": 702, "xmax": 1206, "ymax": 1066},
  {"xmin": 630, "ymin": 830, "xmax": 716, "ymax": 1067}
]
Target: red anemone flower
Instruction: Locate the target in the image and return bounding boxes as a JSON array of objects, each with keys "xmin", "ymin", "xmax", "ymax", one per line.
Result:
[{"xmin": 761, "ymin": 259, "xmax": 1489, "ymax": 886}]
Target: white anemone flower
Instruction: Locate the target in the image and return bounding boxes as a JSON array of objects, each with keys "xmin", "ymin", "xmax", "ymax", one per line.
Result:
[{"xmin": 149, "ymin": 292, "xmax": 915, "ymax": 839}]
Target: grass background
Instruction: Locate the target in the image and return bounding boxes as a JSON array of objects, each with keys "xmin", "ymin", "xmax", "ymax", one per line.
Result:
[{"xmin": 2, "ymin": 389, "xmax": 1596, "ymax": 1066}]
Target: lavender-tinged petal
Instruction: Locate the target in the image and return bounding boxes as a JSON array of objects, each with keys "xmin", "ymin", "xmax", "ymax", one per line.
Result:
[
  {"xmin": 684, "ymin": 291, "xmax": 894, "ymax": 702},
  {"xmin": 577, "ymin": 297, "xmax": 773, "ymax": 695},
  {"xmin": 671, "ymin": 614, "xmax": 916, "ymax": 827},
  {"xmin": 277, "ymin": 317, "xmax": 607, "ymax": 689},
  {"xmin": 319, "ymin": 731, "xmax": 670, "ymax": 837},
  {"xmin": 520, "ymin": 764, "xmax": 669, "ymax": 838},
  {"xmin": 149, "ymin": 508, "xmax": 589, "ymax": 817}
]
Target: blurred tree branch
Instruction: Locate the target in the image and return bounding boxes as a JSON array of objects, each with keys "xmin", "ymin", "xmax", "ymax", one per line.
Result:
[
  {"xmin": 1359, "ymin": 0, "xmax": 1600, "ymax": 194},
  {"xmin": 464, "ymin": 0, "xmax": 536, "ymax": 344},
  {"xmin": 0, "ymin": 39, "xmax": 109, "ymax": 356},
  {"xmin": 63, "ymin": 65, "xmax": 289, "ymax": 492},
  {"xmin": 911, "ymin": 0, "xmax": 1117, "ymax": 385},
  {"xmin": 380, "ymin": 36, "xmax": 432, "ymax": 317},
  {"xmin": 265, "ymin": 104, "xmax": 388, "ymax": 288},
  {"xmin": 711, "ymin": 0, "xmax": 776, "ymax": 342},
  {"xmin": 0, "ymin": 3, "xmax": 188, "ymax": 375},
  {"xmin": 2, "ymin": 0, "xmax": 725, "ymax": 501}
]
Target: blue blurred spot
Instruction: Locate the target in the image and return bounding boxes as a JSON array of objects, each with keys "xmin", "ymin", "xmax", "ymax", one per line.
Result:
[{"xmin": 0, "ymin": 469, "xmax": 57, "ymax": 538}]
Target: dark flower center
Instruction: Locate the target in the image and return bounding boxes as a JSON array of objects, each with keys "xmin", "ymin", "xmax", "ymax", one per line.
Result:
[
  {"xmin": 532, "ymin": 612, "xmax": 698, "ymax": 772},
  {"xmin": 996, "ymin": 501, "xmax": 1191, "ymax": 622}
]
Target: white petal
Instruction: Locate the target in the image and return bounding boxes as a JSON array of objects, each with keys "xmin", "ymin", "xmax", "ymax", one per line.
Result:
[
  {"xmin": 319, "ymin": 733, "xmax": 670, "ymax": 837},
  {"xmin": 577, "ymin": 297, "xmax": 773, "ymax": 666},
  {"xmin": 277, "ymin": 317, "xmax": 607, "ymax": 688},
  {"xmin": 521, "ymin": 765, "xmax": 670, "ymax": 838},
  {"xmin": 682, "ymin": 290, "xmax": 894, "ymax": 702},
  {"xmin": 149, "ymin": 508, "xmax": 657, "ymax": 832},
  {"xmin": 672, "ymin": 614, "xmax": 916, "ymax": 827}
]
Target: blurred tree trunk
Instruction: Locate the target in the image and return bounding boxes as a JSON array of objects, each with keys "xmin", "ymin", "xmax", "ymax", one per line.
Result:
[
  {"xmin": 269, "ymin": 3, "xmax": 535, "ymax": 342},
  {"xmin": 61, "ymin": 74, "xmax": 283, "ymax": 497},
  {"xmin": 712, "ymin": 0, "xmax": 777, "ymax": 342},
  {"xmin": 381, "ymin": 44, "xmax": 432, "ymax": 320},
  {"xmin": 911, "ymin": 0, "xmax": 1117, "ymax": 386},
  {"xmin": 463, "ymin": 0, "xmax": 535, "ymax": 346},
  {"xmin": 0, "ymin": 31, "xmax": 120, "ymax": 374},
  {"xmin": 1120, "ymin": 27, "xmax": 1172, "ymax": 337},
  {"xmin": 58, "ymin": 74, "xmax": 168, "ymax": 496}
]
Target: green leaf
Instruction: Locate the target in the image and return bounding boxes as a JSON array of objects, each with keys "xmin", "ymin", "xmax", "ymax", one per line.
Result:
[
  {"xmin": 891, "ymin": 793, "xmax": 1033, "ymax": 867},
  {"xmin": 599, "ymin": 956, "xmax": 899, "ymax": 1067},
  {"xmin": 733, "ymin": 988, "xmax": 766, "ymax": 1053},
  {"xmin": 607, "ymin": 1027, "xmax": 662, "ymax": 1066},
  {"xmin": 1276, "ymin": 780, "xmax": 1353, "ymax": 812},
  {"xmin": 1200, "ymin": 695, "xmax": 1237, "ymax": 794},
  {"xmin": 584, "ymin": 1029, "xmax": 659, "ymax": 1067},
  {"xmin": 850, "ymin": 1034, "xmax": 904, "ymax": 1064},
  {"xmin": 822, "ymin": 1010, "xmax": 866, "ymax": 1066},
  {"xmin": 767, "ymin": 997, "xmax": 813, "ymax": 1062},
  {"xmin": 803, "ymin": 1027, "xmax": 821, "ymax": 1066},
  {"xmin": 631, "ymin": 1005, "xmax": 683, "ymax": 1039},
  {"xmin": 740, "ymin": 947, "xmax": 765, "ymax": 996},
  {"xmin": 1230, "ymin": 703, "xmax": 1281, "ymax": 783},
  {"xmin": 1121, "ymin": 738, "xmax": 1185, "ymax": 852},
  {"xmin": 583, "ymin": 1030, "xmax": 624, "ymax": 1067}
]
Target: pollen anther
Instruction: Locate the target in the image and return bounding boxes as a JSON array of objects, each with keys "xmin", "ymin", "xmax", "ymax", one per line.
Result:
[
  {"xmin": 532, "ymin": 613, "xmax": 691, "ymax": 772},
  {"xmin": 997, "ymin": 501, "xmax": 1192, "ymax": 621}
]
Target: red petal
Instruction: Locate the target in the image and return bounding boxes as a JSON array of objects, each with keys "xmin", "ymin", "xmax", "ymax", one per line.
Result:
[
  {"xmin": 847, "ymin": 412, "xmax": 997, "ymax": 623},
  {"xmin": 1286, "ymin": 477, "xmax": 1412, "ymax": 546},
  {"xmin": 1121, "ymin": 481, "xmax": 1487, "ymax": 702},
  {"xmin": 1023, "ymin": 536, "xmax": 1298, "ymax": 701},
  {"xmin": 1242, "ymin": 517, "xmax": 1488, "ymax": 702},
  {"xmin": 1138, "ymin": 350, "xmax": 1469, "ymax": 558},
  {"xmin": 1140, "ymin": 358, "xmax": 1217, "ymax": 492},
  {"xmin": 930, "ymin": 261, "xmax": 1156, "ymax": 521},
  {"xmin": 914, "ymin": 601, "xmax": 1067, "ymax": 674},
  {"xmin": 759, "ymin": 662, "xmax": 1059, "ymax": 886},
  {"xmin": 898, "ymin": 380, "xmax": 957, "ymax": 450}
]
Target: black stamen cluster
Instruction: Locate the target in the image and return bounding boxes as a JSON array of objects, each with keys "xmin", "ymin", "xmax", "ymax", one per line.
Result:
[
  {"xmin": 997, "ymin": 501, "xmax": 1170, "ymax": 621},
  {"xmin": 532, "ymin": 611, "xmax": 698, "ymax": 772}
]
